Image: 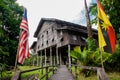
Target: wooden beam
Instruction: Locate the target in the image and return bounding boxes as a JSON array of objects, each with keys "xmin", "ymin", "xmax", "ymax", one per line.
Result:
[
  {"xmin": 39, "ymin": 55, "xmax": 41, "ymax": 66},
  {"xmin": 37, "ymin": 54, "xmax": 39, "ymax": 66},
  {"xmin": 45, "ymin": 49, "xmax": 47, "ymax": 66},
  {"xmin": 56, "ymin": 47, "xmax": 59, "ymax": 64},
  {"xmin": 59, "ymin": 51, "xmax": 62, "ymax": 65},
  {"xmin": 50, "ymin": 47, "xmax": 52, "ymax": 65},
  {"xmin": 32, "ymin": 56, "xmax": 35, "ymax": 66},
  {"xmin": 54, "ymin": 54, "xmax": 56, "ymax": 65},
  {"xmin": 68, "ymin": 45, "xmax": 71, "ymax": 67},
  {"xmin": 40, "ymin": 51, "xmax": 43, "ymax": 67}
]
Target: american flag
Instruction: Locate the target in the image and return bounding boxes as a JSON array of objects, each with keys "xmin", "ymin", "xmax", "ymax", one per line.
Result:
[{"xmin": 18, "ymin": 9, "xmax": 30, "ymax": 64}]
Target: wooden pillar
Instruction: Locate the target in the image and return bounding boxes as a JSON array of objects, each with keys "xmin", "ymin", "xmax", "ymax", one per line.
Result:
[
  {"xmin": 53, "ymin": 55, "xmax": 55, "ymax": 65},
  {"xmin": 37, "ymin": 54, "xmax": 39, "ymax": 66},
  {"xmin": 56, "ymin": 47, "xmax": 59, "ymax": 64},
  {"xmin": 45, "ymin": 49, "xmax": 47, "ymax": 66},
  {"xmin": 68, "ymin": 45, "xmax": 71, "ymax": 67},
  {"xmin": 40, "ymin": 51, "xmax": 42, "ymax": 67},
  {"xmin": 50, "ymin": 47, "xmax": 52, "ymax": 65},
  {"xmin": 59, "ymin": 51, "xmax": 62, "ymax": 65},
  {"xmin": 32, "ymin": 56, "xmax": 35, "ymax": 66},
  {"xmin": 39, "ymin": 53, "xmax": 41, "ymax": 66}
]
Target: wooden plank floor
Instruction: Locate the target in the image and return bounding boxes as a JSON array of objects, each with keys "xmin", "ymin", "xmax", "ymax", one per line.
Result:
[{"xmin": 49, "ymin": 65, "xmax": 74, "ymax": 80}]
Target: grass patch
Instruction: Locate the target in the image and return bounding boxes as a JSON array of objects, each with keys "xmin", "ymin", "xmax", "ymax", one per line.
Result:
[
  {"xmin": 0, "ymin": 70, "xmax": 14, "ymax": 80},
  {"xmin": 18, "ymin": 66, "xmax": 39, "ymax": 70},
  {"xmin": 21, "ymin": 69, "xmax": 46, "ymax": 80},
  {"xmin": 19, "ymin": 66, "xmax": 54, "ymax": 80},
  {"xmin": 76, "ymin": 72, "xmax": 120, "ymax": 80},
  {"xmin": 70, "ymin": 66, "xmax": 120, "ymax": 80},
  {"xmin": 0, "ymin": 66, "xmax": 49, "ymax": 80},
  {"xmin": 108, "ymin": 72, "xmax": 120, "ymax": 80}
]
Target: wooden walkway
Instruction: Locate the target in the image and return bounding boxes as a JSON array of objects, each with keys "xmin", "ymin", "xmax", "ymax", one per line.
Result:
[{"xmin": 49, "ymin": 65, "xmax": 74, "ymax": 80}]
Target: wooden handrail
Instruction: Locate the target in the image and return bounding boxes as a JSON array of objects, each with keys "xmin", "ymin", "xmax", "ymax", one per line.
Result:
[
  {"xmin": 69, "ymin": 64, "xmax": 109, "ymax": 80},
  {"xmin": 97, "ymin": 68, "xmax": 109, "ymax": 80},
  {"xmin": 11, "ymin": 65, "xmax": 59, "ymax": 80},
  {"xmin": 11, "ymin": 71, "xmax": 21, "ymax": 80}
]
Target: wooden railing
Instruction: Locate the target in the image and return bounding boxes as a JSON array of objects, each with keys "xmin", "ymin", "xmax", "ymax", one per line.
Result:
[
  {"xmin": 11, "ymin": 65, "xmax": 59, "ymax": 80},
  {"xmin": 68, "ymin": 64, "xmax": 109, "ymax": 80}
]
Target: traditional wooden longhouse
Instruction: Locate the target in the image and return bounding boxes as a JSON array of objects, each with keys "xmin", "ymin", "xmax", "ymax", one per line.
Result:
[{"xmin": 32, "ymin": 18, "xmax": 97, "ymax": 67}]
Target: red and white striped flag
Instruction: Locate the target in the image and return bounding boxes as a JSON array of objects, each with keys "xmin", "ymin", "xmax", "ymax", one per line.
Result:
[{"xmin": 18, "ymin": 9, "xmax": 30, "ymax": 64}]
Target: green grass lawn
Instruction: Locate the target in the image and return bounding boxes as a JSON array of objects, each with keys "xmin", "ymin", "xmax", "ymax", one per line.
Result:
[
  {"xmin": 19, "ymin": 66, "xmax": 53, "ymax": 80},
  {"xmin": 0, "ymin": 66, "xmax": 46, "ymax": 80},
  {"xmin": 108, "ymin": 72, "xmax": 120, "ymax": 80},
  {"xmin": 18, "ymin": 66, "xmax": 39, "ymax": 70}
]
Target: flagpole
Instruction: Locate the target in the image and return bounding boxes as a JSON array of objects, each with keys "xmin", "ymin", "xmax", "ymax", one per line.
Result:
[
  {"xmin": 100, "ymin": 48, "xmax": 104, "ymax": 69},
  {"xmin": 14, "ymin": 8, "xmax": 29, "ymax": 72},
  {"xmin": 14, "ymin": 30, "xmax": 21, "ymax": 72}
]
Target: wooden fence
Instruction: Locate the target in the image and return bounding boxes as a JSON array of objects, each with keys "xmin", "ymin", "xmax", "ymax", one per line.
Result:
[
  {"xmin": 69, "ymin": 64, "xmax": 109, "ymax": 80},
  {"xmin": 11, "ymin": 65, "xmax": 59, "ymax": 80},
  {"xmin": 11, "ymin": 64, "xmax": 109, "ymax": 80}
]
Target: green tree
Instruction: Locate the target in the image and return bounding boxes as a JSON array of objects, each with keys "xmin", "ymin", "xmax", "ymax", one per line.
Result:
[{"xmin": 0, "ymin": 0, "xmax": 23, "ymax": 69}]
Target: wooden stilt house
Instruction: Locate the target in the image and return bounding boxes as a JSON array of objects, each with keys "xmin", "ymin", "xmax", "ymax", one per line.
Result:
[{"xmin": 31, "ymin": 18, "xmax": 98, "ymax": 67}]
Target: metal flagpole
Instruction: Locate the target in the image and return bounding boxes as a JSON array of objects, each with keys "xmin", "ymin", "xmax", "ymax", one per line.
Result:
[{"xmin": 14, "ymin": 30, "xmax": 21, "ymax": 72}]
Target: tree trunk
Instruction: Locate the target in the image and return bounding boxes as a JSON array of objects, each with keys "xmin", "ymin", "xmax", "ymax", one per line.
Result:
[{"xmin": 84, "ymin": 0, "xmax": 92, "ymax": 38}]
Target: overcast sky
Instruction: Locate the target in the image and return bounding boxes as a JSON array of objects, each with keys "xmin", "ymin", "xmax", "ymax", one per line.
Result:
[{"xmin": 16, "ymin": 0, "xmax": 96, "ymax": 46}]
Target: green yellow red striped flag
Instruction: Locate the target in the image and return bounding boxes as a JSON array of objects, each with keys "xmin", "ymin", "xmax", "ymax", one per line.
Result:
[{"xmin": 96, "ymin": 0, "xmax": 116, "ymax": 53}]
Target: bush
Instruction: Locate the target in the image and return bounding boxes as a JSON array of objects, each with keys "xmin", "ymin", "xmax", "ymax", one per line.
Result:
[
  {"xmin": 104, "ymin": 44, "xmax": 120, "ymax": 72},
  {"xmin": 70, "ymin": 38, "xmax": 111, "ymax": 76}
]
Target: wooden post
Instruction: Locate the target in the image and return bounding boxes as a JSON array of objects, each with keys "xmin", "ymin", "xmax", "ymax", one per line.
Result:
[
  {"xmin": 50, "ymin": 47, "xmax": 52, "ymax": 65},
  {"xmin": 40, "ymin": 51, "xmax": 42, "ymax": 67},
  {"xmin": 32, "ymin": 56, "xmax": 35, "ymax": 66},
  {"xmin": 56, "ymin": 47, "xmax": 59, "ymax": 64},
  {"xmin": 97, "ymin": 68, "xmax": 109, "ymax": 80},
  {"xmin": 45, "ymin": 49, "xmax": 47, "ymax": 66},
  {"xmin": 59, "ymin": 51, "xmax": 62, "ymax": 65},
  {"xmin": 100, "ymin": 48, "xmax": 104, "ymax": 69},
  {"xmin": 14, "ymin": 30, "xmax": 22, "ymax": 72},
  {"xmin": 14, "ymin": 51, "xmax": 19, "ymax": 72},
  {"xmin": 46, "ymin": 67, "xmax": 48, "ymax": 80},
  {"xmin": 54, "ymin": 54, "xmax": 56, "ymax": 65},
  {"xmin": 68, "ymin": 45, "xmax": 71, "ymax": 67},
  {"xmin": 37, "ymin": 54, "xmax": 39, "ymax": 66},
  {"xmin": 38, "ymin": 53, "xmax": 41, "ymax": 66},
  {"xmin": 53, "ymin": 66, "xmax": 55, "ymax": 74}
]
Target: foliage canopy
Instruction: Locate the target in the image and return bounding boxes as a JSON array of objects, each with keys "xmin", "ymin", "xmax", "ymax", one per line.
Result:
[{"xmin": 0, "ymin": 0, "xmax": 24, "ymax": 69}]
